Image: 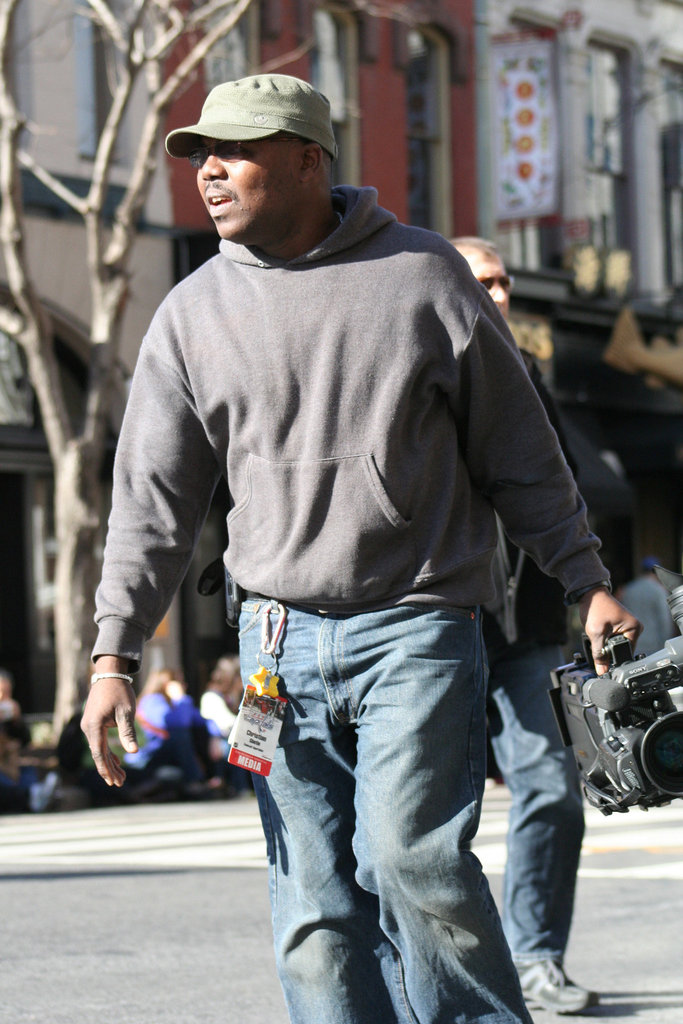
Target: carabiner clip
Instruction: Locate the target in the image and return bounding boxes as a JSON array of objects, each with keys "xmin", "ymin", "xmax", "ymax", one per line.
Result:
[{"xmin": 260, "ymin": 602, "xmax": 287, "ymax": 658}]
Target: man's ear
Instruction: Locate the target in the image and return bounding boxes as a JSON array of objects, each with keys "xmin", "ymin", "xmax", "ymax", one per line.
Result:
[{"xmin": 299, "ymin": 141, "xmax": 325, "ymax": 180}]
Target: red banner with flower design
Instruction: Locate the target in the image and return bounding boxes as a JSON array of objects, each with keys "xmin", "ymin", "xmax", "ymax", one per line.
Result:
[{"xmin": 492, "ymin": 35, "xmax": 558, "ymax": 220}]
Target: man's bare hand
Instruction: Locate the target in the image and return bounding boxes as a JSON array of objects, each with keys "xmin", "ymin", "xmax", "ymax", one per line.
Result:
[
  {"xmin": 579, "ymin": 587, "xmax": 642, "ymax": 674},
  {"xmin": 81, "ymin": 661, "xmax": 138, "ymax": 786}
]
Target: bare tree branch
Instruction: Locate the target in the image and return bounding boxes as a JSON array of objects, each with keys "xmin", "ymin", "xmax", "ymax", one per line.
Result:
[
  {"xmin": 17, "ymin": 149, "xmax": 88, "ymax": 215},
  {"xmin": 0, "ymin": 301, "xmax": 24, "ymax": 335},
  {"xmin": 0, "ymin": 0, "xmax": 71, "ymax": 456},
  {"xmin": 78, "ymin": 0, "xmax": 131, "ymax": 51},
  {"xmin": 140, "ymin": 0, "xmax": 185, "ymax": 60},
  {"xmin": 259, "ymin": 37, "xmax": 315, "ymax": 76},
  {"xmin": 104, "ymin": 0, "xmax": 255, "ymax": 269}
]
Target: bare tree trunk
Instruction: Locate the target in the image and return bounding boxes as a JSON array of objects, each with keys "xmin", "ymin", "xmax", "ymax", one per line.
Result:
[
  {"xmin": 52, "ymin": 440, "xmax": 104, "ymax": 733},
  {"xmin": 0, "ymin": 0, "xmax": 259, "ymax": 734}
]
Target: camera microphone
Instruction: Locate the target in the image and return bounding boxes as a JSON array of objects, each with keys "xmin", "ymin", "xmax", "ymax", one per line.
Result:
[{"xmin": 583, "ymin": 675, "xmax": 630, "ymax": 712}]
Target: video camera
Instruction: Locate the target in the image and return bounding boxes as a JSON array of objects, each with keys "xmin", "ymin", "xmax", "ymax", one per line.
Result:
[{"xmin": 550, "ymin": 566, "xmax": 683, "ymax": 815}]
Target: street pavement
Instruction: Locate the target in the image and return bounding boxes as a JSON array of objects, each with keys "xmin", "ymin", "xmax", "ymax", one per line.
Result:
[{"xmin": 1, "ymin": 786, "xmax": 682, "ymax": 1023}]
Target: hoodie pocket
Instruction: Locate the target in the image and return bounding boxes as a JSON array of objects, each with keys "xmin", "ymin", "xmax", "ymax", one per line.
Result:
[{"xmin": 227, "ymin": 452, "xmax": 413, "ymax": 603}]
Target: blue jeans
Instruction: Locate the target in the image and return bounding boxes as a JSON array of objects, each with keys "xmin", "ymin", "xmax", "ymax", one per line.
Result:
[
  {"xmin": 487, "ymin": 643, "xmax": 585, "ymax": 965},
  {"xmin": 239, "ymin": 600, "xmax": 532, "ymax": 1024}
]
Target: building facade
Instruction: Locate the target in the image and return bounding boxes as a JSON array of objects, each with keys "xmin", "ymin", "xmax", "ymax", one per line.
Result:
[
  {"xmin": 476, "ymin": 0, "xmax": 683, "ymax": 593},
  {"xmin": 6, "ymin": 0, "xmax": 681, "ymax": 712}
]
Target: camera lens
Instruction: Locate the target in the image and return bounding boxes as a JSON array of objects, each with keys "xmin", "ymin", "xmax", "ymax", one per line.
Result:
[
  {"xmin": 641, "ymin": 712, "xmax": 683, "ymax": 795},
  {"xmin": 665, "ymin": 580, "xmax": 683, "ymax": 632}
]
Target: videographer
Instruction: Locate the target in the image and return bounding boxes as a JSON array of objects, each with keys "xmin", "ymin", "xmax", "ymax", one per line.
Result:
[{"xmin": 454, "ymin": 236, "xmax": 604, "ymax": 1015}]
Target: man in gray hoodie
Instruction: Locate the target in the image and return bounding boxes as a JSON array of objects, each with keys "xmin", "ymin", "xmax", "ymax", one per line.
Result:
[{"xmin": 81, "ymin": 74, "xmax": 640, "ymax": 1024}]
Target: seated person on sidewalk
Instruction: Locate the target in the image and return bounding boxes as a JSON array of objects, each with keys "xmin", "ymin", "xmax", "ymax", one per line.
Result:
[
  {"xmin": 125, "ymin": 668, "xmax": 222, "ymax": 793},
  {"xmin": 200, "ymin": 654, "xmax": 250, "ymax": 795},
  {"xmin": 0, "ymin": 668, "xmax": 58, "ymax": 813}
]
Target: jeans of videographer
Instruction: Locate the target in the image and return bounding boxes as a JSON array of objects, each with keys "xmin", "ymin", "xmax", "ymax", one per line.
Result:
[
  {"xmin": 239, "ymin": 600, "xmax": 533, "ymax": 1024},
  {"xmin": 487, "ymin": 642, "xmax": 585, "ymax": 965}
]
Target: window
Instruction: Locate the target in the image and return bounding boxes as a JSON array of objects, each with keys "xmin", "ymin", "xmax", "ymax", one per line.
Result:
[
  {"xmin": 659, "ymin": 63, "xmax": 683, "ymax": 291},
  {"xmin": 204, "ymin": 4, "xmax": 259, "ymax": 90},
  {"xmin": 30, "ymin": 476, "xmax": 57, "ymax": 654},
  {"xmin": 406, "ymin": 28, "xmax": 451, "ymax": 232},
  {"xmin": 0, "ymin": 332, "xmax": 32, "ymax": 427},
  {"xmin": 310, "ymin": 7, "xmax": 360, "ymax": 185},
  {"xmin": 584, "ymin": 45, "xmax": 631, "ymax": 251},
  {"xmin": 73, "ymin": 0, "xmax": 115, "ymax": 159}
]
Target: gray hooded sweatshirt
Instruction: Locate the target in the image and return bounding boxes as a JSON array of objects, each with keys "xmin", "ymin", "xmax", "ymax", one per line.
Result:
[{"xmin": 94, "ymin": 185, "xmax": 607, "ymax": 665}]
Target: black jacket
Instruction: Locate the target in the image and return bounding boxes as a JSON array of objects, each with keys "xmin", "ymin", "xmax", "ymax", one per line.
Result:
[{"xmin": 483, "ymin": 352, "xmax": 577, "ymax": 662}]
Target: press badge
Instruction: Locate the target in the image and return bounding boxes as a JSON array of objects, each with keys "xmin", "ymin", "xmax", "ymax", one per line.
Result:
[{"xmin": 228, "ymin": 603, "xmax": 287, "ymax": 777}]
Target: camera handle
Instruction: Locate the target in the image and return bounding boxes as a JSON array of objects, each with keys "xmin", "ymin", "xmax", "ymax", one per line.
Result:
[
  {"xmin": 580, "ymin": 631, "xmax": 633, "ymax": 670},
  {"xmin": 581, "ymin": 777, "xmax": 632, "ymax": 814}
]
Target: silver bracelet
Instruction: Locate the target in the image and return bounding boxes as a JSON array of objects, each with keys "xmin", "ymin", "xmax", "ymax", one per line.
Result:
[{"xmin": 90, "ymin": 672, "xmax": 134, "ymax": 687}]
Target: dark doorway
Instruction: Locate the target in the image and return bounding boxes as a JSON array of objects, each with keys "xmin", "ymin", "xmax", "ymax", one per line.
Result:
[{"xmin": 0, "ymin": 473, "xmax": 30, "ymax": 705}]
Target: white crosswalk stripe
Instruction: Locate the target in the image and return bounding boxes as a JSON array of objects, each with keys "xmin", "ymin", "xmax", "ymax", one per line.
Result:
[
  {"xmin": 0, "ymin": 800, "xmax": 268, "ymax": 869},
  {"xmin": 1, "ymin": 788, "xmax": 682, "ymax": 878},
  {"xmin": 473, "ymin": 786, "xmax": 683, "ymax": 881}
]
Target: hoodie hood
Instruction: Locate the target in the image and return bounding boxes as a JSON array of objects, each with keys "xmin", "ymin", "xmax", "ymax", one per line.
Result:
[{"xmin": 217, "ymin": 185, "xmax": 397, "ymax": 268}]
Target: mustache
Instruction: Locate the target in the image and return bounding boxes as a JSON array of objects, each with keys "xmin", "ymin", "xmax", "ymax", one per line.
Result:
[{"xmin": 204, "ymin": 185, "xmax": 237, "ymax": 202}]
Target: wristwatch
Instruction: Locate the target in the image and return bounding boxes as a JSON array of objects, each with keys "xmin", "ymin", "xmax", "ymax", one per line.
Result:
[{"xmin": 564, "ymin": 580, "xmax": 612, "ymax": 606}]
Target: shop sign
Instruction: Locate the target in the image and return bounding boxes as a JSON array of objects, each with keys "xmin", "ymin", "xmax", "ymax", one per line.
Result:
[
  {"xmin": 492, "ymin": 35, "xmax": 559, "ymax": 220},
  {"xmin": 508, "ymin": 312, "xmax": 554, "ymax": 365},
  {"xmin": 566, "ymin": 244, "xmax": 632, "ymax": 300}
]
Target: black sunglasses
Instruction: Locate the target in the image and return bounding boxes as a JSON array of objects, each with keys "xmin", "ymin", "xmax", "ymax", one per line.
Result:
[
  {"xmin": 478, "ymin": 275, "xmax": 514, "ymax": 293},
  {"xmin": 187, "ymin": 135, "xmax": 307, "ymax": 169}
]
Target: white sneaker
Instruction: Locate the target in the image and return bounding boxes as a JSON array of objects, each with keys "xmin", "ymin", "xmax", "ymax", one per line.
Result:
[{"xmin": 518, "ymin": 960, "xmax": 599, "ymax": 1015}]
